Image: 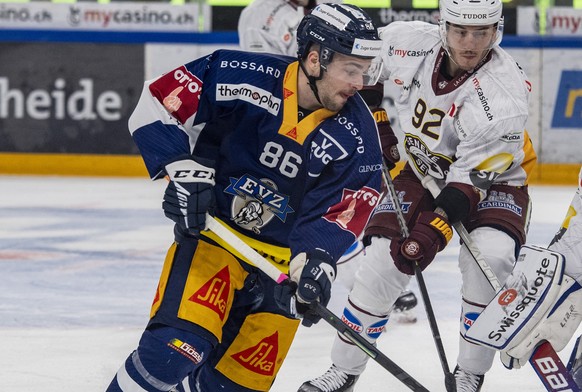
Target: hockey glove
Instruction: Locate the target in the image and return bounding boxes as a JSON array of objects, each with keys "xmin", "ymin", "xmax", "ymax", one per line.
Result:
[
  {"xmin": 373, "ymin": 108, "xmax": 400, "ymax": 171},
  {"xmin": 390, "ymin": 211, "xmax": 452, "ymax": 275},
  {"xmin": 274, "ymin": 249, "xmax": 336, "ymax": 327},
  {"xmin": 163, "ymin": 157, "xmax": 216, "ymax": 236}
]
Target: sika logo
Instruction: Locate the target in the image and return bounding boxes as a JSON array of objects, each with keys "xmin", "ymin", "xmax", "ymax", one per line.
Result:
[
  {"xmin": 498, "ymin": 289, "xmax": 518, "ymax": 306},
  {"xmin": 189, "ymin": 266, "xmax": 230, "ymax": 320},
  {"xmin": 232, "ymin": 332, "xmax": 279, "ymax": 375}
]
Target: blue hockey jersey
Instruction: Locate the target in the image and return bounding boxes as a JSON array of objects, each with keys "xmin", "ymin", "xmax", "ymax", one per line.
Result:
[{"xmin": 129, "ymin": 49, "xmax": 383, "ymax": 272}]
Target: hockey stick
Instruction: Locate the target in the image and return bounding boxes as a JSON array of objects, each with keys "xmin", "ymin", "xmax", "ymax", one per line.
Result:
[
  {"xmin": 418, "ymin": 175, "xmax": 578, "ymax": 391},
  {"xmin": 530, "ymin": 341, "xmax": 579, "ymax": 391},
  {"xmin": 205, "ymin": 214, "xmax": 430, "ymax": 392},
  {"xmin": 381, "ymin": 164, "xmax": 456, "ymax": 392}
]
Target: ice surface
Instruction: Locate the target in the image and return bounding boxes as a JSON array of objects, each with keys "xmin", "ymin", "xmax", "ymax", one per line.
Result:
[{"xmin": 0, "ymin": 175, "xmax": 578, "ymax": 391}]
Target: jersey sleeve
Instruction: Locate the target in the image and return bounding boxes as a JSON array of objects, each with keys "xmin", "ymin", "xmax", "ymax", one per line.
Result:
[{"xmin": 128, "ymin": 53, "xmax": 218, "ymax": 179}]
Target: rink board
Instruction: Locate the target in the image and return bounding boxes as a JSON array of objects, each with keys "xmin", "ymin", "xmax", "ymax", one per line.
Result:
[{"xmin": 0, "ymin": 30, "xmax": 581, "ymax": 183}]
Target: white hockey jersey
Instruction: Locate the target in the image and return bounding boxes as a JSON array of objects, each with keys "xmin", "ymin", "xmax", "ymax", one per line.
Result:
[
  {"xmin": 238, "ymin": 0, "xmax": 304, "ymax": 57},
  {"xmin": 378, "ymin": 21, "xmax": 537, "ymax": 192}
]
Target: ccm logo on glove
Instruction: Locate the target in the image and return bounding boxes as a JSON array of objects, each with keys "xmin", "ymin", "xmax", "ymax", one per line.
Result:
[
  {"xmin": 163, "ymin": 158, "xmax": 216, "ymax": 236},
  {"xmin": 166, "ymin": 160, "xmax": 215, "ymax": 184}
]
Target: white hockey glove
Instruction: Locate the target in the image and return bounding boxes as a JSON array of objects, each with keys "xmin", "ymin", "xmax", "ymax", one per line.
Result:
[
  {"xmin": 274, "ymin": 249, "xmax": 336, "ymax": 327},
  {"xmin": 163, "ymin": 157, "xmax": 215, "ymax": 236}
]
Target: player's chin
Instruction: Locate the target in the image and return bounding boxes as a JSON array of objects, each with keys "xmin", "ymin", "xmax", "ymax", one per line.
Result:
[
  {"xmin": 325, "ymin": 96, "xmax": 348, "ymax": 112},
  {"xmin": 457, "ymin": 58, "xmax": 480, "ymax": 71},
  {"xmin": 457, "ymin": 53, "xmax": 485, "ymax": 70}
]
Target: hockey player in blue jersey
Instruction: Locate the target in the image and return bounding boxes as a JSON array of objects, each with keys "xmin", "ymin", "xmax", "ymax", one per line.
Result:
[{"xmin": 105, "ymin": 4, "xmax": 387, "ymax": 392}]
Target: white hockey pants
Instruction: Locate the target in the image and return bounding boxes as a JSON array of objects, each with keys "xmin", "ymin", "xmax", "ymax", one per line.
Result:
[{"xmin": 331, "ymin": 228, "xmax": 516, "ymax": 376}]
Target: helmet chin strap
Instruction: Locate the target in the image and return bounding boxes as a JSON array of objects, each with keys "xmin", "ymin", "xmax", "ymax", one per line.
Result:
[
  {"xmin": 299, "ymin": 61, "xmax": 325, "ymax": 107},
  {"xmin": 299, "ymin": 46, "xmax": 329, "ymax": 107}
]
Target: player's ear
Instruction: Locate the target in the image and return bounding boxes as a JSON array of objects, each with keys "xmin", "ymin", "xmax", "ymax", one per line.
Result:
[{"xmin": 306, "ymin": 50, "xmax": 320, "ymax": 76}]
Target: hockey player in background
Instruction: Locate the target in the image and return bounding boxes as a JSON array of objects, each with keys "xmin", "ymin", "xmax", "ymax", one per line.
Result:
[
  {"xmin": 238, "ymin": 0, "xmax": 317, "ymax": 56},
  {"xmin": 238, "ymin": 0, "xmax": 418, "ymax": 322},
  {"xmin": 299, "ymin": 0, "xmax": 537, "ymax": 391},
  {"xmin": 105, "ymin": 4, "xmax": 386, "ymax": 392}
]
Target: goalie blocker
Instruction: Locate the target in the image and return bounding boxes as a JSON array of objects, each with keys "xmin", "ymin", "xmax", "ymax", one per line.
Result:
[{"xmin": 464, "ymin": 244, "xmax": 582, "ymax": 370}]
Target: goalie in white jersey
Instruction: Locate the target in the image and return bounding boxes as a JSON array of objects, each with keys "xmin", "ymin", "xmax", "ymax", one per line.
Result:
[{"xmin": 299, "ymin": 0, "xmax": 537, "ymax": 391}]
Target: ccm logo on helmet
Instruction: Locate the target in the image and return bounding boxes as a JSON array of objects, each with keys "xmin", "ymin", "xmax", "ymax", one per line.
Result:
[
  {"xmin": 309, "ymin": 31, "xmax": 325, "ymax": 42},
  {"xmin": 462, "ymin": 13, "xmax": 488, "ymax": 19}
]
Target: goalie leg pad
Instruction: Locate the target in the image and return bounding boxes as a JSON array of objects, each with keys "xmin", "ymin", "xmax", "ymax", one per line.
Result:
[
  {"xmin": 503, "ymin": 275, "xmax": 582, "ymax": 369},
  {"xmin": 335, "ymin": 240, "xmax": 365, "ymax": 293},
  {"xmin": 465, "ymin": 245, "xmax": 566, "ymax": 352}
]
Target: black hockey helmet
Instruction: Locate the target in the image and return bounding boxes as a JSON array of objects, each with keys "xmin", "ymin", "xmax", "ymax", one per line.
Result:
[
  {"xmin": 297, "ymin": 3, "xmax": 382, "ymax": 61},
  {"xmin": 296, "ymin": 3, "xmax": 383, "ymax": 86}
]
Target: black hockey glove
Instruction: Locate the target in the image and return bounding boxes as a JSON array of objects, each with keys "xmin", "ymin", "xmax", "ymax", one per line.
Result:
[
  {"xmin": 163, "ymin": 157, "xmax": 216, "ymax": 236},
  {"xmin": 274, "ymin": 249, "xmax": 336, "ymax": 327}
]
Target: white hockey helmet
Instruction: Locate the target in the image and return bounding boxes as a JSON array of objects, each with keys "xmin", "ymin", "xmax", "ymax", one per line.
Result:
[{"xmin": 439, "ymin": 0, "xmax": 504, "ymax": 49}]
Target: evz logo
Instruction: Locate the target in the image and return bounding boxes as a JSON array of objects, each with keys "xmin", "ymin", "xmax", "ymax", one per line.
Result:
[{"xmin": 225, "ymin": 175, "xmax": 294, "ymax": 234}]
